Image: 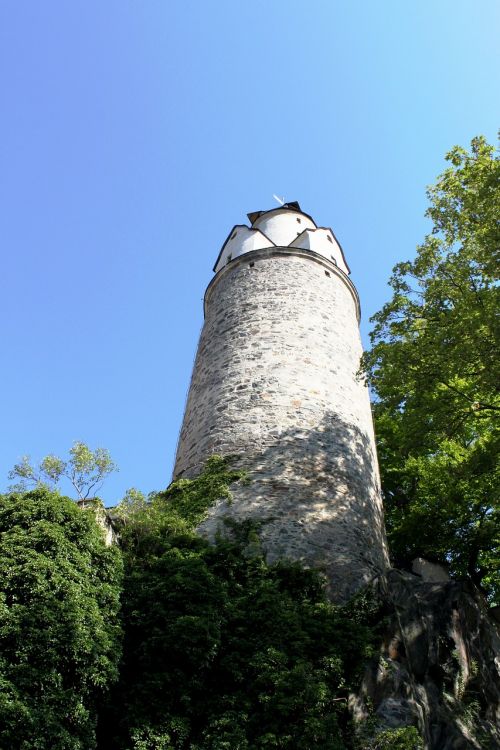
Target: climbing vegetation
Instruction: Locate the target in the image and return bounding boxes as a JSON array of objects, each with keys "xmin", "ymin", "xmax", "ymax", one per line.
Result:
[
  {"xmin": 1, "ymin": 458, "xmax": 405, "ymax": 749},
  {"xmin": 98, "ymin": 456, "xmax": 380, "ymax": 749}
]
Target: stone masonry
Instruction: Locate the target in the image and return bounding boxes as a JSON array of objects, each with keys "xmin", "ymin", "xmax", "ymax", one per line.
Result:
[{"xmin": 174, "ymin": 231, "xmax": 390, "ymax": 601}]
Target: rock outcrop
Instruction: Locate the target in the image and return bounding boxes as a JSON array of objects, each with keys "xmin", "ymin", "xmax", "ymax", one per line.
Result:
[{"xmin": 351, "ymin": 569, "xmax": 500, "ymax": 749}]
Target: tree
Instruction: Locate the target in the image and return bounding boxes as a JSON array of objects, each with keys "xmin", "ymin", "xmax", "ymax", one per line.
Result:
[
  {"xmin": 8, "ymin": 441, "xmax": 118, "ymax": 500},
  {"xmin": 0, "ymin": 487, "xmax": 123, "ymax": 749},
  {"xmin": 362, "ymin": 136, "xmax": 499, "ymax": 601}
]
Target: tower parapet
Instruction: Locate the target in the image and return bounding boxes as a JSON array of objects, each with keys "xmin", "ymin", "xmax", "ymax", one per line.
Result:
[{"xmin": 174, "ymin": 202, "xmax": 389, "ymax": 601}]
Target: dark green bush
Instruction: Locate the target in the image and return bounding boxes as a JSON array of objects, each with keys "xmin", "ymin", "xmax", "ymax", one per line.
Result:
[
  {"xmin": 0, "ymin": 488, "xmax": 122, "ymax": 750},
  {"xmin": 100, "ymin": 458, "xmax": 377, "ymax": 750}
]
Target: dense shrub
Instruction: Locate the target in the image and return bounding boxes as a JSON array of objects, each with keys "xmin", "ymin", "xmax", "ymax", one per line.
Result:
[
  {"xmin": 0, "ymin": 488, "xmax": 122, "ymax": 750},
  {"xmin": 99, "ymin": 457, "xmax": 378, "ymax": 750}
]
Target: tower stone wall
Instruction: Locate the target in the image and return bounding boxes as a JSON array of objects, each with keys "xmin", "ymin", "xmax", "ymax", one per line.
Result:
[{"xmin": 174, "ymin": 208, "xmax": 390, "ymax": 601}]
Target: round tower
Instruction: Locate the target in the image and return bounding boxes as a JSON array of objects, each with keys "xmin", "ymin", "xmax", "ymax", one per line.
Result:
[{"xmin": 174, "ymin": 202, "xmax": 389, "ymax": 601}]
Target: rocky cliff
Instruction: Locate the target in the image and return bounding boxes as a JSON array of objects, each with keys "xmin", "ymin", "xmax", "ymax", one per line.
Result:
[{"xmin": 351, "ymin": 569, "xmax": 500, "ymax": 749}]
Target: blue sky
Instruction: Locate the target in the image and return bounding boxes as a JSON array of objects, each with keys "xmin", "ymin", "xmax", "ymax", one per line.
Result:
[{"xmin": 1, "ymin": 1, "xmax": 498, "ymax": 505}]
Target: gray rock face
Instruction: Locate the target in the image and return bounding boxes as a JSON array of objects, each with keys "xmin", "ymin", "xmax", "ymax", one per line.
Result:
[
  {"xmin": 412, "ymin": 557, "xmax": 451, "ymax": 583},
  {"xmin": 77, "ymin": 498, "xmax": 118, "ymax": 547},
  {"xmin": 174, "ymin": 247, "xmax": 389, "ymax": 601},
  {"xmin": 351, "ymin": 570, "xmax": 500, "ymax": 749}
]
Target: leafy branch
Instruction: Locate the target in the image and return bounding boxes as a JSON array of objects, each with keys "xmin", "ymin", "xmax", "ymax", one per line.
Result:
[{"xmin": 8, "ymin": 441, "xmax": 118, "ymax": 500}]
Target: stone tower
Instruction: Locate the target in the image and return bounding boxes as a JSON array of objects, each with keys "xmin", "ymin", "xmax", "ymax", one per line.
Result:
[{"xmin": 174, "ymin": 202, "xmax": 389, "ymax": 601}]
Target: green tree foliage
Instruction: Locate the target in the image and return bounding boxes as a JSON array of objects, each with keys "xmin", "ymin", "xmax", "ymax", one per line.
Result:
[
  {"xmin": 362, "ymin": 136, "xmax": 499, "ymax": 601},
  {"xmin": 8, "ymin": 441, "xmax": 118, "ymax": 500},
  {"xmin": 0, "ymin": 487, "xmax": 123, "ymax": 750},
  {"xmin": 99, "ymin": 457, "xmax": 378, "ymax": 750},
  {"xmin": 359, "ymin": 726, "xmax": 423, "ymax": 750}
]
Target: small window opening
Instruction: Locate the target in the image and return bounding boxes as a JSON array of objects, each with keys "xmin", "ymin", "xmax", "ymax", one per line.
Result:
[
  {"xmin": 296, "ymin": 217, "xmax": 301, "ymax": 223},
  {"xmin": 325, "ymin": 270, "xmax": 331, "ymax": 277},
  {"xmin": 226, "ymin": 254, "xmax": 232, "ymax": 264},
  {"xmin": 231, "ymin": 231, "xmax": 237, "ymax": 240},
  {"xmin": 327, "ymin": 235, "xmax": 333, "ymax": 243},
  {"xmin": 331, "ymin": 255, "xmax": 337, "ymax": 265},
  {"xmin": 249, "ymin": 261, "xmax": 255, "ymax": 268}
]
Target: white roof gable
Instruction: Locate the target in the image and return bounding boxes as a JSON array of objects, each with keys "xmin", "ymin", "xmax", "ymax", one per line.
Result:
[
  {"xmin": 214, "ymin": 226, "xmax": 273, "ymax": 273},
  {"xmin": 289, "ymin": 228, "xmax": 349, "ymax": 274}
]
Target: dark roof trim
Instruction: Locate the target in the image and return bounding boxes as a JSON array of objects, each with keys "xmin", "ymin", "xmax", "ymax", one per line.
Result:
[{"xmin": 247, "ymin": 202, "xmax": 315, "ymax": 226}]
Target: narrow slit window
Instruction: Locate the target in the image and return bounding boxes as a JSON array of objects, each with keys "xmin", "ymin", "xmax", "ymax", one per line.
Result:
[
  {"xmin": 325, "ymin": 270, "xmax": 331, "ymax": 277},
  {"xmin": 327, "ymin": 235, "xmax": 333, "ymax": 243},
  {"xmin": 331, "ymin": 256, "xmax": 337, "ymax": 265},
  {"xmin": 226, "ymin": 254, "xmax": 232, "ymax": 264}
]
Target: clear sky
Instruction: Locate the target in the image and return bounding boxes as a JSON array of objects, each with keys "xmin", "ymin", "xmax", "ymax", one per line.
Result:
[{"xmin": 1, "ymin": 1, "xmax": 498, "ymax": 505}]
